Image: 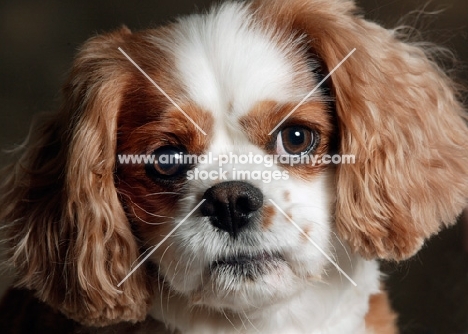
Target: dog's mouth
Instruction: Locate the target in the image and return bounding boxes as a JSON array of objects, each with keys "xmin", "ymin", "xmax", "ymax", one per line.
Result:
[{"xmin": 209, "ymin": 251, "xmax": 284, "ymax": 279}]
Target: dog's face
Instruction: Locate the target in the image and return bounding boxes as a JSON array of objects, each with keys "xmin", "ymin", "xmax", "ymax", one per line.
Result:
[
  {"xmin": 2, "ymin": 0, "xmax": 468, "ymax": 327},
  {"xmin": 117, "ymin": 4, "xmax": 335, "ymax": 311}
]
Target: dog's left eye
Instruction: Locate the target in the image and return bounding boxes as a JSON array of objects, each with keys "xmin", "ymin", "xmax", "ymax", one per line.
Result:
[
  {"xmin": 146, "ymin": 146, "xmax": 188, "ymax": 177},
  {"xmin": 276, "ymin": 126, "xmax": 317, "ymax": 156}
]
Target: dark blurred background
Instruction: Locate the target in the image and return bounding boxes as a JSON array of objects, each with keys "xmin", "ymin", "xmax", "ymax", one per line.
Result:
[{"xmin": 0, "ymin": 0, "xmax": 467, "ymax": 333}]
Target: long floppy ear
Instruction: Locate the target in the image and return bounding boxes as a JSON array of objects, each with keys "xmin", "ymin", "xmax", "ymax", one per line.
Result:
[
  {"xmin": 0, "ymin": 27, "xmax": 151, "ymax": 326},
  {"xmin": 256, "ymin": 0, "xmax": 468, "ymax": 260}
]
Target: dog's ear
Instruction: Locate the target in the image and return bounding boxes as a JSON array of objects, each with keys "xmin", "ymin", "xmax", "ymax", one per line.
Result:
[
  {"xmin": 0, "ymin": 27, "xmax": 152, "ymax": 326},
  {"xmin": 256, "ymin": 0, "xmax": 468, "ymax": 260}
]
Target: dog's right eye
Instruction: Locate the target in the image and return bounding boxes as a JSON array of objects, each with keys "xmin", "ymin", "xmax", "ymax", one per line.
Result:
[{"xmin": 146, "ymin": 146, "xmax": 188, "ymax": 178}]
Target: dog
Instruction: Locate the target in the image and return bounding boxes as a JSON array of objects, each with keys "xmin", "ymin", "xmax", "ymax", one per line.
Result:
[{"xmin": 1, "ymin": 0, "xmax": 468, "ymax": 333}]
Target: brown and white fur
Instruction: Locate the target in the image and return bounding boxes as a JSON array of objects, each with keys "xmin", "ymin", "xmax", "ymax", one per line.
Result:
[{"xmin": 1, "ymin": 0, "xmax": 468, "ymax": 333}]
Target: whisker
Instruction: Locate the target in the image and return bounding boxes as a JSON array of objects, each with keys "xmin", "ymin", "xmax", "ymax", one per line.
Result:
[
  {"xmin": 331, "ymin": 231, "xmax": 353, "ymax": 268},
  {"xmin": 183, "ymin": 254, "xmax": 197, "ymax": 292},
  {"xmin": 242, "ymin": 310, "xmax": 260, "ymax": 333},
  {"xmin": 145, "ymin": 192, "xmax": 181, "ymax": 197},
  {"xmin": 130, "ymin": 245, "xmax": 156, "ymax": 269},
  {"xmin": 130, "ymin": 205, "xmax": 171, "ymax": 225},
  {"xmin": 119, "ymin": 192, "xmax": 172, "ymax": 219},
  {"xmin": 159, "ymin": 242, "xmax": 174, "ymax": 323},
  {"xmin": 237, "ymin": 309, "xmax": 248, "ymax": 331},
  {"xmin": 221, "ymin": 309, "xmax": 241, "ymax": 333}
]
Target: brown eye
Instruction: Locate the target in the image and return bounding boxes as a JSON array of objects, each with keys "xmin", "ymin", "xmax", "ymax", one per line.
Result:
[
  {"xmin": 276, "ymin": 126, "xmax": 317, "ymax": 156},
  {"xmin": 146, "ymin": 146, "xmax": 187, "ymax": 178}
]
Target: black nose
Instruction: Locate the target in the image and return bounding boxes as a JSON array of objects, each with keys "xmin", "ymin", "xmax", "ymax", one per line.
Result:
[{"xmin": 200, "ymin": 181, "xmax": 263, "ymax": 237}]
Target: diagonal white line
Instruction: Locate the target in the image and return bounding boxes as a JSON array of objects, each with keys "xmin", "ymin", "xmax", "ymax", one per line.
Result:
[
  {"xmin": 117, "ymin": 199, "xmax": 206, "ymax": 288},
  {"xmin": 268, "ymin": 48, "xmax": 356, "ymax": 135},
  {"xmin": 269, "ymin": 199, "xmax": 357, "ymax": 287},
  {"xmin": 118, "ymin": 47, "xmax": 207, "ymax": 136}
]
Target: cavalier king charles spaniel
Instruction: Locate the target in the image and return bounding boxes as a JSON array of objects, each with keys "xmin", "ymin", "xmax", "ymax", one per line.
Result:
[{"xmin": 1, "ymin": 0, "xmax": 468, "ymax": 333}]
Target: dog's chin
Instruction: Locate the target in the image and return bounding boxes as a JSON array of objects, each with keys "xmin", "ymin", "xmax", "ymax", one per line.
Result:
[{"xmin": 188, "ymin": 252, "xmax": 301, "ymax": 311}]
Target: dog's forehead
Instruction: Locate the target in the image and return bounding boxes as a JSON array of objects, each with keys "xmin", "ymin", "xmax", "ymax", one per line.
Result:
[{"xmin": 167, "ymin": 2, "xmax": 316, "ymax": 121}]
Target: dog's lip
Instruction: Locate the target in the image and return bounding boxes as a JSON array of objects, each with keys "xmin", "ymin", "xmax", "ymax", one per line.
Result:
[{"xmin": 210, "ymin": 251, "xmax": 283, "ymax": 269}]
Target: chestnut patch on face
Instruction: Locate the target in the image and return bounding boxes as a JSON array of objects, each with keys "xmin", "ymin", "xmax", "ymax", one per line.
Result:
[
  {"xmin": 261, "ymin": 205, "xmax": 276, "ymax": 230},
  {"xmin": 116, "ymin": 70, "xmax": 213, "ymax": 243},
  {"xmin": 239, "ymin": 100, "xmax": 334, "ymax": 179},
  {"xmin": 300, "ymin": 226, "xmax": 311, "ymax": 243}
]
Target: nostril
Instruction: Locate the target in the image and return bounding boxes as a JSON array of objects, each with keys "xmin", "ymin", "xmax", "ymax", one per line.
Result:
[
  {"xmin": 235, "ymin": 194, "xmax": 262, "ymax": 213},
  {"xmin": 236, "ymin": 196, "xmax": 250, "ymax": 213},
  {"xmin": 200, "ymin": 200, "xmax": 215, "ymax": 217}
]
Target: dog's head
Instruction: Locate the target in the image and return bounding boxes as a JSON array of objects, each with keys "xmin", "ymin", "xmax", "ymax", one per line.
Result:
[{"xmin": 2, "ymin": 0, "xmax": 468, "ymax": 327}]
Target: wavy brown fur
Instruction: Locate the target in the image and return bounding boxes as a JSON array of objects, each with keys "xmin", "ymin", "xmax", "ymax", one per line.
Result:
[
  {"xmin": 255, "ymin": 0, "xmax": 468, "ymax": 260},
  {"xmin": 0, "ymin": 27, "xmax": 152, "ymax": 326}
]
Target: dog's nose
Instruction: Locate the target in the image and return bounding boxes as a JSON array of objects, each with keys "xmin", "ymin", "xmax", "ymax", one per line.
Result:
[{"xmin": 200, "ymin": 181, "xmax": 263, "ymax": 237}]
